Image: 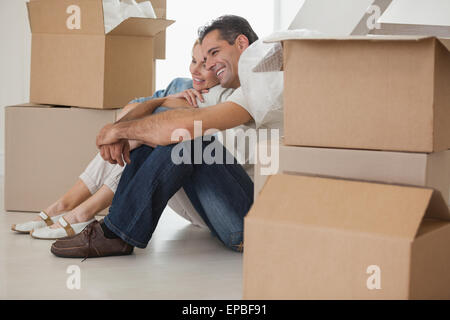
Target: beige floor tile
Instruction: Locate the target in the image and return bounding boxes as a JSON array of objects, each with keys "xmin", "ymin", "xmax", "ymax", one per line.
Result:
[{"xmin": 0, "ymin": 176, "xmax": 243, "ymax": 299}]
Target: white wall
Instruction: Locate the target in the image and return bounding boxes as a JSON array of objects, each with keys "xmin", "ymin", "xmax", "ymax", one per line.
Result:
[
  {"xmin": 0, "ymin": 0, "xmax": 274, "ymax": 176},
  {"xmin": 156, "ymin": 0, "xmax": 274, "ymax": 90},
  {"xmin": 274, "ymin": 0, "xmax": 305, "ymax": 31},
  {"xmin": 0, "ymin": 1, "xmax": 31, "ymax": 176}
]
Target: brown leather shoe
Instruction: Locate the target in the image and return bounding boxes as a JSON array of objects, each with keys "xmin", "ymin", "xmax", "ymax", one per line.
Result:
[{"xmin": 50, "ymin": 220, "xmax": 133, "ymax": 259}]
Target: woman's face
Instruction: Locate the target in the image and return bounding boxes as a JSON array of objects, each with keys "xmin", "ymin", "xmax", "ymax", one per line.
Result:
[{"xmin": 190, "ymin": 44, "xmax": 219, "ymax": 91}]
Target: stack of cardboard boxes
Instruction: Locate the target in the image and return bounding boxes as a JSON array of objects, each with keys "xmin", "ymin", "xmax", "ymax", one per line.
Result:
[
  {"xmin": 5, "ymin": 0, "xmax": 172, "ymax": 214},
  {"xmin": 244, "ymin": 35, "xmax": 450, "ymax": 299}
]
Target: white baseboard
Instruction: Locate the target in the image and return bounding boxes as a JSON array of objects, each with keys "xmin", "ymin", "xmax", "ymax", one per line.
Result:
[{"xmin": 0, "ymin": 153, "xmax": 4, "ymax": 176}]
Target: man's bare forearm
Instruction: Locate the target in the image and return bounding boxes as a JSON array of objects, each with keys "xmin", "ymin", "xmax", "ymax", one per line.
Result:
[
  {"xmin": 110, "ymin": 101, "xmax": 252, "ymax": 147},
  {"xmin": 113, "ymin": 108, "xmax": 196, "ymax": 146},
  {"xmin": 117, "ymin": 97, "xmax": 191, "ymax": 124},
  {"xmin": 116, "ymin": 98, "xmax": 167, "ymax": 123}
]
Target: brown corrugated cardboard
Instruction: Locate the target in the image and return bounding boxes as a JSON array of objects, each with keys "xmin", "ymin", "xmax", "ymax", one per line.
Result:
[
  {"xmin": 5, "ymin": 104, "xmax": 119, "ymax": 214},
  {"xmin": 370, "ymin": 23, "xmax": 450, "ymax": 37},
  {"xmin": 254, "ymin": 142, "xmax": 450, "ymax": 207},
  {"xmin": 281, "ymin": 36, "xmax": 450, "ymax": 152},
  {"xmin": 27, "ymin": 0, "xmax": 173, "ymax": 109},
  {"xmin": 137, "ymin": 0, "xmax": 168, "ymax": 59},
  {"xmin": 244, "ymin": 174, "xmax": 450, "ymax": 299}
]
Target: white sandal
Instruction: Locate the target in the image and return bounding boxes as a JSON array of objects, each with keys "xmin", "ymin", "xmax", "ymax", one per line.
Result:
[
  {"xmin": 11, "ymin": 211, "xmax": 65, "ymax": 234},
  {"xmin": 30, "ymin": 216, "xmax": 96, "ymax": 240}
]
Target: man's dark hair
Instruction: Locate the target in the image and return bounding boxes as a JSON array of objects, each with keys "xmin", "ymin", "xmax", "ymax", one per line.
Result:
[{"xmin": 198, "ymin": 15, "xmax": 258, "ymax": 45}]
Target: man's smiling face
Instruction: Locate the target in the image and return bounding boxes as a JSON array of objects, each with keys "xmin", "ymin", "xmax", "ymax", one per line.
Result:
[{"xmin": 201, "ymin": 29, "xmax": 245, "ymax": 89}]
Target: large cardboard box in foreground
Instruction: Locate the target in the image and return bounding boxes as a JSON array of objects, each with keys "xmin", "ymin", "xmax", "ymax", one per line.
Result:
[
  {"xmin": 281, "ymin": 36, "xmax": 450, "ymax": 152},
  {"xmin": 5, "ymin": 104, "xmax": 119, "ymax": 214},
  {"xmin": 244, "ymin": 174, "xmax": 450, "ymax": 299},
  {"xmin": 27, "ymin": 0, "xmax": 173, "ymax": 109},
  {"xmin": 254, "ymin": 143, "xmax": 450, "ymax": 207}
]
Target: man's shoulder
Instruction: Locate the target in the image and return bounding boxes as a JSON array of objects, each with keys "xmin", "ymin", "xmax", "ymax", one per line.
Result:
[
  {"xmin": 209, "ymin": 85, "xmax": 235, "ymax": 100},
  {"xmin": 226, "ymin": 87, "xmax": 246, "ymax": 107}
]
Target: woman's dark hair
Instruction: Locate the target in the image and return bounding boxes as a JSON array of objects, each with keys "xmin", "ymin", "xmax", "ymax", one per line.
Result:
[{"xmin": 198, "ymin": 15, "xmax": 258, "ymax": 45}]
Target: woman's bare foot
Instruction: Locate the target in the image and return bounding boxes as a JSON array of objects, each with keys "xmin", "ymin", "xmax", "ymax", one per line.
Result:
[
  {"xmin": 49, "ymin": 184, "xmax": 113, "ymax": 229},
  {"xmin": 32, "ymin": 179, "xmax": 92, "ymax": 222},
  {"xmin": 50, "ymin": 209, "xmax": 94, "ymax": 229},
  {"xmin": 31, "ymin": 200, "xmax": 70, "ymax": 221}
]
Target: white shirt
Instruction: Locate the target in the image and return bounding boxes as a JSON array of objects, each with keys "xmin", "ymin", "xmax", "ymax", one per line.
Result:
[
  {"xmin": 227, "ymin": 39, "xmax": 284, "ymax": 134},
  {"xmin": 170, "ymin": 40, "xmax": 284, "ymax": 228},
  {"xmin": 224, "ymin": 40, "xmax": 285, "ymax": 182}
]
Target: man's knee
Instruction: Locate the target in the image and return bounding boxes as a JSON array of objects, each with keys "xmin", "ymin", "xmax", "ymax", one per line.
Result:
[{"xmin": 130, "ymin": 145, "xmax": 152, "ymax": 158}]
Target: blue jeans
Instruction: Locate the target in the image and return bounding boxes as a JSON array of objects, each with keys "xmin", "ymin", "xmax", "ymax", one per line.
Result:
[{"xmin": 103, "ymin": 137, "xmax": 254, "ymax": 252}]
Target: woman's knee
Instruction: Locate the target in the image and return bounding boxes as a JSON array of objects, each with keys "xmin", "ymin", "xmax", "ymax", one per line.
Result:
[{"xmin": 117, "ymin": 102, "xmax": 140, "ymax": 121}]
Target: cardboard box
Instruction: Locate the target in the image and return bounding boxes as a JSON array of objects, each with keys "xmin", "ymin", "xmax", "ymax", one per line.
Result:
[
  {"xmin": 244, "ymin": 174, "xmax": 450, "ymax": 299},
  {"xmin": 370, "ymin": 23, "xmax": 450, "ymax": 38},
  {"xmin": 287, "ymin": 0, "xmax": 392, "ymax": 36},
  {"xmin": 375, "ymin": 0, "xmax": 450, "ymax": 28},
  {"xmin": 27, "ymin": 0, "xmax": 173, "ymax": 109},
  {"xmin": 5, "ymin": 104, "xmax": 119, "ymax": 214},
  {"xmin": 255, "ymin": 142, "xmax": 450, "ymax": 207},
  {"xmin": 281, "ymin": 36, "xmax": 450, "ymax": 152}
]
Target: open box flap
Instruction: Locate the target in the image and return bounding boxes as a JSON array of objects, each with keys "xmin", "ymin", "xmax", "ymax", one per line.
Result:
[
  {"xmin": 264, "ymin": 34, "xmax": 437, "ymax": 43},
  {"xmin": 136, "ymin": 0, "xmax": 168, "ymax": 58},
  {"xmin": 423, "ymin": 190, "xmax": 450, "ymax": 221},
  {"xmin": 27, "ymin": 0, "xmax": 105, "ymax": 35},
  {"xmin": 378, "ymin": 0, "xmax": 450, "ymax": 27},
  {"xmin": 107, "ymin": 17, "xmax": 173, "ymax": 37},
  {"xmin": 264, "ymin": 34, "xmax": 450, "ymax": 53},
  {"xmin": 438, "ymin": 38, "xmax": 450, "ymax": 51},
  {"xmin": 250, "ymin": 174, "xmax": 449, "ymax": 240},
  {"xmin": 287, "ymin": 0, "xmax": 385, "ymax": 36}
]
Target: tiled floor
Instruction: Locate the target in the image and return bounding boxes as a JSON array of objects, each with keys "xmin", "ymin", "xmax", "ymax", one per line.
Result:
[{"xmin": 0, "ymin": 176, "xmax": 243, "ymax": 299}]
